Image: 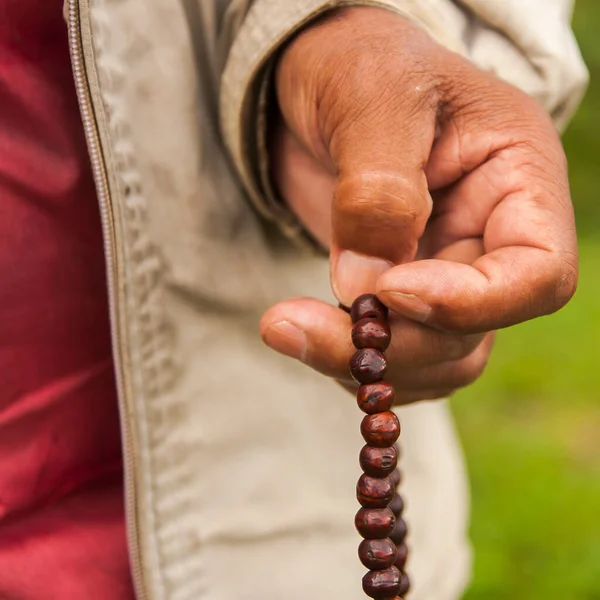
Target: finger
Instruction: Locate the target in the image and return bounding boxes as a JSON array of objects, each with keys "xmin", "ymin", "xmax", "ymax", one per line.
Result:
[
  {"xmin": 417, "ymin": 235, "xmax": 484, "ymax": 265},
  {"xmin": 394, "ymin": 389, "xmax": 456, "ymax": 404},
  {"xmin": 270, "ymin": 116, "xmax": 335, "ymax": 249},
  {"xmin": 260, "ymin": 298, "xmax": 354, "ymax": 380},
  {"xmin": 386, "ymin": 318, "xmax": 484, "ymax": 371},
  {"xmin": 341, "ymin": 332, "xmax": 493, "ymax": 402},
  {"xmin": 389, "ymin": 332, "xmax": 494, "ymax": 391},
  {"xmin": 274, "ymin": 9, "xmax": 438, "ymax": 306},
  {"xmin": 260, "ymin": 297, "xmax": 485, "ymax": 382},
  {"xmin": 329, "ymin": 171, "xmax": 433, "ymax": 307},
  {"xmin": 377, "ymin": 172, "xmax": 578, "ymax": 333},
  {"xmin": 378, "ymin": 73, "xmax": 578, "ymax": 333}
]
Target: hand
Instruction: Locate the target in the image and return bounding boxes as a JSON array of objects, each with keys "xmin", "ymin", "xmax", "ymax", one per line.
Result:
[{"xmin": 260, "ymin": 7, "xmax": 577, "ymax": 402}]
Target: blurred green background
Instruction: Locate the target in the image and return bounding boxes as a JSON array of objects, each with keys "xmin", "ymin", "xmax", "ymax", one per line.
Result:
[{"xmin": 452, "ymin": 2, "xmax": 600, "ymax": 598}]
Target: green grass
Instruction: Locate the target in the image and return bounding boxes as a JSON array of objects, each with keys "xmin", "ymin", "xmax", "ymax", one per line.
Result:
[
  {"xmin": 452, "ymin": 3, "xmax": 600, "ymax": 596},
  {"xmin": 564, "ymin": 1, "xmax": 600, "ymax": 238},
  {"xmin": 454, "ymin": 242, "xmax": 600, "ymax": 599}
]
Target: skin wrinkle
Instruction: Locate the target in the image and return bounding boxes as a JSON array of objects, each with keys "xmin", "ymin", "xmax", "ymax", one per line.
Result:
[
  {"xmin": 336, "ymin": 180, "xmax": 422, "ymax": 222},
  {"xmin": 426, "ymin": 143, "xmax": 564, "ymax": 258}
]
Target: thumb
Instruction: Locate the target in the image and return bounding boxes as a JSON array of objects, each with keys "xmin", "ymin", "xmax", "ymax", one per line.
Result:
[{"xmin": 275, "ymin": 8, "xmax": 438, "ymax": 305}]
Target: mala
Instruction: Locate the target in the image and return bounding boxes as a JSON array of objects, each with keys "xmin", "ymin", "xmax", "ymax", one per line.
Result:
[{"xmin": 348, "ymin": 294, "xmax": 410, "ymax": 599}]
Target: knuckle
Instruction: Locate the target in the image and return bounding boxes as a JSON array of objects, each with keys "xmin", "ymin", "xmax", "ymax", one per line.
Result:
[
  {"xmin": 450, "ymin": 68, "xmax": 565, "ymax": 164},
  {"xmin": 511, "ymin": 144, "xmax": 570, "ymax": 207},
  {"xmin": 335, "ymin": 172, "xmax": 429, "ymax": 229},
  {"xmin": 334, "ymin": 173, "xmax": 430, "ymax": 259},
  {"xmin": 532, "ymin": 250, "xmax": 579, "ymax": 316},
  {"xmin": 553, "ymin": 252, "xmax": 579, "ymax": 311},
  {"xmin": 336, "ymin": 173, "xmax": 419, "ymax": 219}
]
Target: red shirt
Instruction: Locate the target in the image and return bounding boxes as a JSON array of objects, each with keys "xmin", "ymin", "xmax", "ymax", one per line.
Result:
[{"xmin": 0, "ymin": 1, "xmax": 134, "ymax": 597}]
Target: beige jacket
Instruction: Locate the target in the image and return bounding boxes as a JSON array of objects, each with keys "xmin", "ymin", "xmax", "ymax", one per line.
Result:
[{"xmin": 64, "ymin": 0, "xmax": 587, "ymax": 599}]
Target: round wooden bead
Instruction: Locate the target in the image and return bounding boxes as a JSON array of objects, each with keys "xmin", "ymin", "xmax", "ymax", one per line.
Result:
[
  {"xmin": 350, "ymin": 348, "xmax": 387, "ymax": 384},
  {"xmin": 389, "ymin": 493, "xmax": 404, "ymax": 517},
  {"xmin": 357, "ymin": 474, "xmax": 395, "ymax": 508},
  {"xmin": 352, "ymin": 318, "xmax": 391, "ymax": 351},
  {"xmin": 361, "ymin": 411, "xmax": 400, "ymax": 447},
  {"xmin": 399, "ymin": 571, "xmax": 410, "ymax": 596},
  {"xmin": 358, "ymin": 538, "xmax": 398, "ymax": 570},
  {"xmin": 390, "ymin": 468, "xmax": 401, "ymax": 488},
  {"xmin": 357, "ymin": 381, "xmax": 395, "ymax": 414},
  {"xmin": 351, "ymin": 293, "xmax": 388, "ymax": 324},
  {"xmin": 362, "ymin": 566, "xmax": 401, "ymax": 598},
  {"xmin": 390, "ymin": 518, "xmax": 408, "ymax": 544},
  {"xmin": 394, "ymin": 543, "xmax": 408, "ymax": 570},
  {"xmin": 355, "ymin": 508, "xmax": 396, "ymax": 539},
  {"xmin": 360, "ymin": 445, "xmax": 398, "ymax": 477}
]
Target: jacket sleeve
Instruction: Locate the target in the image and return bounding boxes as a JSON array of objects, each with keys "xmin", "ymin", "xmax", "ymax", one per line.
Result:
[{"xmin": 218, "ymin": 0, "xmax": 589, "ymax": 245}]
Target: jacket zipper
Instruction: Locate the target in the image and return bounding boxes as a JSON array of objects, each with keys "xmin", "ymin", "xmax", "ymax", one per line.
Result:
[{"xmin": 66, "ymin": 2, "xmax": 147, "ymax": 598}]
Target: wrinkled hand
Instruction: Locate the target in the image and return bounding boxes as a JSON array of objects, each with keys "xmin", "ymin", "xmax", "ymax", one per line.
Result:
[{"xmin": 260, "ymin": 7, "xmax": 577, "ymax": 402}]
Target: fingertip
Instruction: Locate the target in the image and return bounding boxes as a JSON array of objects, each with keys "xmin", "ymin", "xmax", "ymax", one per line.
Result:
[
  {"xmin": 331, "ymin": 250, "xmax": 392, "ymax": 306},
  {"xmin": 377, "ymin": 290, "xmax": 432, "ymax": 324},
  {"xmin": 259, "ymin": 302, "xmax": 288, "ymax": 336},
  {"xmin": 261, "ymin": 320, "xmax": 307, "ymax": 361},
  {"xmin": 260, "ymin": 297, "xmax": 355, "ymax": 378},
  {"xmin": 375, "ymin": 266, "xmax": 434, "ymax": 324}
]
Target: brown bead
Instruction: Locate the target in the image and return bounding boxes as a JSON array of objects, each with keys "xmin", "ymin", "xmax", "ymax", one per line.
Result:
[
  {"xmin": 390, "ymin": 518, "xmax": 408, "ymax": 544},
  {"xmin": 390, "ymin": 468, "xmax": 401, "ymax": 488},
  {"xmin": 399, "ymin": 571, "xmax": 410, "ymax": 596},
  {"xmin": 350, "ymin": 348, "xmax": 387, "ymax": 384},
  {"xmin": 355, "ymin": 508, "xmax": 396, "ymax": 539},
  {"xmin": 361, "ymin": 411, "xmax": 400, "ymax": 447},
  {"xmin": 351, "ymin": 293, "xmax": 388, "ymax": 324},
  {"xmin": 360, "ymin": 445, "xmax": 398, "ymax": 477},
  {"xmin": 362, "ymin": 566, "xmax": 401, "ymax": 598},
  {"xmin": 357, "ymin": 474, "xmax": 395, "ymax": 508},
  {"xmin": 389, "ymin": 493, "xmax": 404, "ymax": 517},
  {"xmin": 358, "ymin": 538, "xmax": 398, "ymax": 570},
  {"xmin": 357, "ymin": 381, "xmax": 395, "ymax": 414},
  {"xmin": 352, "ymin": 318, "xmax": 391, "ymax": 351},
  {"xmin": 394, "ymin": 543, "xmax": 408, "ymax": 570}
]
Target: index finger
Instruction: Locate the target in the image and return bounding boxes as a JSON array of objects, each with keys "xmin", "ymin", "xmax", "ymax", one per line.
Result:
[{"xmin": 376, "ymin": 104, "xmax": 578, "ymax": 333}]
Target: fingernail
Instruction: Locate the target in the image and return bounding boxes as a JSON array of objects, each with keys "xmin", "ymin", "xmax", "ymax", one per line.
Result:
[
  {"xmin": 384, "ymin": 291, "xmax": 432, "ymax": 323},
  {"xmin": 262, "ymin": 321, "xmax": 307, "ymax": 361},
  {"xmin": 333, "ymin": 251, "xmax": 392, "ymax": 307}
]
